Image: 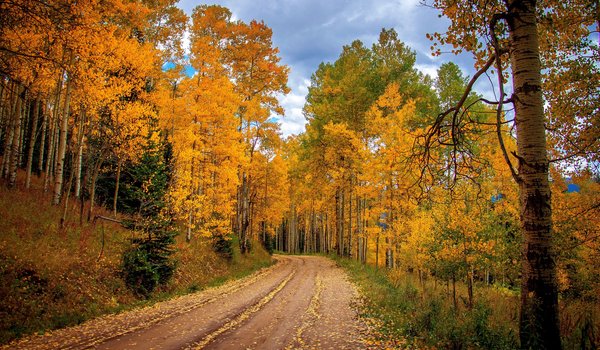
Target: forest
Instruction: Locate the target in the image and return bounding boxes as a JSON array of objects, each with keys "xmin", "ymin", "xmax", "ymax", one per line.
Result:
[{"xmin": 0, "ymin": 0, "xmax": 598, "ymax": 349}]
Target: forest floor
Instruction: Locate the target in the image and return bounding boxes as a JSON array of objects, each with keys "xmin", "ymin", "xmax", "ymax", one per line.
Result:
[
  {"xmin": 0, "ymin": 172, "xmax": 272, "ymax": 344},
  {"xmin": 1, "ymin": 255, "xmax": 375, "ymax": 350}
]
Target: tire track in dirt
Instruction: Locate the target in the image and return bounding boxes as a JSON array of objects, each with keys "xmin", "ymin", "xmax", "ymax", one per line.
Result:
[
  {"xmin": 188, "ymin": 269, "xmax": 296, "ymax": 349},
  {"xmin": 286, "ymin": 273, "xmax": 324, "ymax": 349},
  {"xmin": 95, "ymin": 257, "xmax": 297, "ymax": 350},
  {"xmin": 64, "ymin": 259, "xmax": 287, "ymax": 350},
  {"xmin": 200, "ymin": 256, "xmax": 368, "ymax": 350}
]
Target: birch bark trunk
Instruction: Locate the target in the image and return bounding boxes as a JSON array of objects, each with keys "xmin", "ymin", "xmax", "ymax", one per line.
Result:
[{"xmin": 507, "ymin": 1, "xmax": 561, "ymax": 348}]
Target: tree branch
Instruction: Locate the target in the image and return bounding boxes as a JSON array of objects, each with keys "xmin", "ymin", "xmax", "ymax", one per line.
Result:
[
  {"xmin": 93, "ymin": 215, "xmax": 123, "ymax": 225},
  {"xmin": 490, "ymin": 12, "xmax": 521, "ymax": 184},
  {"xmin": 426, "ymin": 54, "xmax": 496, "ymax": 144},
  {"xmin": 417, "ymin": 53, "xmax": 497, "ymax": 193}
]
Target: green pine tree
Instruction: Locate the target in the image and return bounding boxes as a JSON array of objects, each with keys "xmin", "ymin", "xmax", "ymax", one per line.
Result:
[{"xmin": 121, "ymin": 135, "xmax": 178, "ymax": 297}]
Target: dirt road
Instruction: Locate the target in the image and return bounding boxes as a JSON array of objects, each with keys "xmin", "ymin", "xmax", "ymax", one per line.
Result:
[{"xmin": 4, "ymin": 255, "xmax": 369, "ymax": 349}]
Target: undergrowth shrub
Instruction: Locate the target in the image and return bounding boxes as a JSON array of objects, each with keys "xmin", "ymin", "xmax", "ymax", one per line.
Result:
[
  {"xmin": 120, "ymin": 210, "xmax": 178, "ymax": 297},
  {"xmin": 121, "ymin": 239, "xmax": 176, "ymax": 297},
  {"xmin": 212, "ymin": 234, "xmax": 234, "ymax": 260},
  {"xmin": 261, "ymin": 233, "xmax": 275, "ymax": 255},
  {"xmin": 338, "ymin": 258, "xmax": 519, "ymax": 349}
]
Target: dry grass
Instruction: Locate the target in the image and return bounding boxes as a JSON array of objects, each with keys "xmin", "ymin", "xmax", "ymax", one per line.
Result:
[
  {"xmin": 340, "ymin": 258, "xmax": 599, "ymax": 349},
  {"xmin": 0, "ymin": 170, "xmax": 272, "ymax": 344}
]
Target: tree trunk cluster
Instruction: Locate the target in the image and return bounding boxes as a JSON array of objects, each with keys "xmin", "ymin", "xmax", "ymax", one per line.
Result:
[{"xmin": 0, "ymin": 76, "xmax": 102, "ymax": 227}]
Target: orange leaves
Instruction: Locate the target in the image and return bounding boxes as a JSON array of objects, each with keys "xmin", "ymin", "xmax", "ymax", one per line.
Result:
[
  {"xmin": 427, "ymin": 0, "xmax": 506, "ymax": 66},
  {"xmin": 366, "ymin": 83, "xmax": 417, "ymax": 156},
  {"xmin": 190, "ymin": 5, "xmax": 289, "ymax": 123},
  {"xmin": 363, "ymin": 83, "xmax": 421, "ymax": 218},
  {"xmin": 396, "ymin": 209, "xmax": 435, "ymax": 271},
  {"xmin": 551, "ymin": 173, "xmax": 600, "ymax": 298},
  {"xmin": 165, "ymin": 71, "xmax": 242, "ymax": 237}
]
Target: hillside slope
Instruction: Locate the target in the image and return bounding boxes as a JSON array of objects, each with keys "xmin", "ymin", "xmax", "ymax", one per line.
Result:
[{"xmin": 0, "ymin": 173, "xmax": 272, "ymax": 344}]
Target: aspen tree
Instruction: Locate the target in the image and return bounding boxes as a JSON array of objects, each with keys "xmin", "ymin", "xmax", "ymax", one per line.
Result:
[{"xmin": 425, "ymin": 0, "xmax": 597, "ymax": 346}]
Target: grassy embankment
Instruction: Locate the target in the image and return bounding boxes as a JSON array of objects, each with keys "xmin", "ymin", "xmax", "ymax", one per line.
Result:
[
  {"xmin": 337, "ymin": 258, "xmax": 598, "ymax": 349},
  {"xmin": 0, "ymin": 171, "xmax": 272, "ymax": 344}
]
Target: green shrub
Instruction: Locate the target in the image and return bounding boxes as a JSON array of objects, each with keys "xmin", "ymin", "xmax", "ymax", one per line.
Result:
[
  {"xmin": 212, "ymin": 234, "xmax": 234, "ymax": 259},
  {"xmin": 262, "ymin": 234, "xmax": 275, "ymax": 255},
  {"xmin": 122, "ymin": 246, "xmax": 159, "ymax": 297},
  {"xmin": 121, "ymin": 225, "xmax": 177, "ymax": 297}
]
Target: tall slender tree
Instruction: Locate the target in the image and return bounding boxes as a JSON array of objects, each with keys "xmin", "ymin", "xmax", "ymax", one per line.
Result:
[{"xmin": 425, "ymin": 0, "xmax": 597, "ymax": 348}]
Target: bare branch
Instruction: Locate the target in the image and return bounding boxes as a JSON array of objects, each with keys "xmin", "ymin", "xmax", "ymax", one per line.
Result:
[
  {"xmin": 490, "ymin": 12, "xmax": 521, "ymax": 184},
  {"xmin": 93, "ymin": 215, "xmax": 123, "ymax": 225},
  {"xmin": 423, "ymin": 53, "xmax": 496, "ymax": 152},
  {"xmin": 478, "ymin": 97, "xmax": 514, "ymax": 105},
  {"xmin": 415, "ymin": 53, "xmax": 497, "ymax": 195}
]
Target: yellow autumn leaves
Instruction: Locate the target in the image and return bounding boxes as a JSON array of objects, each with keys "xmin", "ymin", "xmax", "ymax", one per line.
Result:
[{"xmin": 161, "ymin": 5, "xmax": 290, "ymax": 242}]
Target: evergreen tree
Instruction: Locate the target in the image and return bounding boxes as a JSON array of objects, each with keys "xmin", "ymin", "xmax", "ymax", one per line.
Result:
[{"xmin": 121, "ymin": 135, "xmax": 177, "ymax": 297}]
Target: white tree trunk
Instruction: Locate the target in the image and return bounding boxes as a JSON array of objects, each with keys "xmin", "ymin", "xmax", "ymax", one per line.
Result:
[
  {"xmin": 8, "ymin": 84, "xmax": 23, "ymax": 188},
  {"xmin": 37, "ymin": 101, "xmax": 48, "ymax": 173},
  {"xmin": 507, "ymin": 0, "xmax": 561, "ymax": 348},
  {"xmin": 52, "ymin": 70, "xmax": 73, "ymax": 205},
  {"xmin": 2, "ymin": 82, "xmax": 17, "ymax": 179}
]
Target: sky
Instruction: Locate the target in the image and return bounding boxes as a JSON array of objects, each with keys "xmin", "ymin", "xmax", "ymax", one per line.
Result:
[{"xmin": 176, "ymin": 0, "xmax": 488, "ymax": 137}]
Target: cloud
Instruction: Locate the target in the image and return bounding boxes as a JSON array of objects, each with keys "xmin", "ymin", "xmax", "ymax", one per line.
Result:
[
  {"xmin": 277, "ymin": 106, "xmax": 307, "ymax": 136},
  {"xmin": 177, "ymin": 0, "xmax": 484, "ymax": 136},
  {"xmin": 415, "ymin": 63, "xmax": 439, "ymax": 79},
  {"xmin": 275, "ymin": 79, "xmax": 310, "ymax": 137}
]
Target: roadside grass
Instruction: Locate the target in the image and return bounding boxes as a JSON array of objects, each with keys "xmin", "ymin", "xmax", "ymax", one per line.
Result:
[
  {"xmin": 336, "ymin": 258, "xmax": 519, "ymax": 349},
  {"xmin": 338, "ymin": 257, "xmax": 599, "ymax": 349},
  {"xmin": 0, "ymin": 172, "xmax": 273, "ymax": 344}
]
